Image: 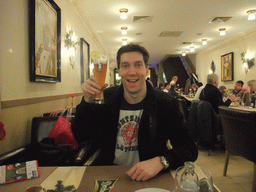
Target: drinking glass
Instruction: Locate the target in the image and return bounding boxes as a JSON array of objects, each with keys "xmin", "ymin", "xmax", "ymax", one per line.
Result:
[
  {"xmin": 172, "ymin": 164, "xmax": 213, "ymax": 192},
  {"xmin": 92, "ymin": 55, "xmax": 108, "ymax": 104}
]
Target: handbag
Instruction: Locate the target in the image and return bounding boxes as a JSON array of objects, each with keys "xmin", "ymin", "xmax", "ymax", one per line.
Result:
[{"xmin": 48, "ymin": 116, "xmax": 78, "ymax": 150}]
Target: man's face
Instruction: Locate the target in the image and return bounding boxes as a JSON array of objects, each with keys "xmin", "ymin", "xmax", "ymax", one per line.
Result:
[
  {"xmin": 214, "ymin": 80, "xmax": 219, "ymax": 87},
  {"xmin": 234, "ymin": 82, "xmax": 242, "ymax": 91},
  {"xmin": 118, "ymin": 52, "xmax": 149, "ymax": 96},
  {"xmin": 166, "ymin": 85, "xmax": 170, "ymax": 90}
]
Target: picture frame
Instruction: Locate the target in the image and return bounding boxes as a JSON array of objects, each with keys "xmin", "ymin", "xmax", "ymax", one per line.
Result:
[
  {"xmin": 221, "ymin": 52, "xmax": 234, "ymax": 81},
  {"xmin": 29, "ymin": 0, "xmax": 61, "ymax": 83},
  {"xmin": 80, "ymin": 38, "xmax": 90, "ymax": 83}
]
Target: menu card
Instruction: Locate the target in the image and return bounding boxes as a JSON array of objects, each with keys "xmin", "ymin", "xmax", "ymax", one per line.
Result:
[{"xmin": 0, "ymin": 160, "xmax": 39, "ymax": 185}]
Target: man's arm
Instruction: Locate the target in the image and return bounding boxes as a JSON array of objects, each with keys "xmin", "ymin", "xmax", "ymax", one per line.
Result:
[
  {"xmin": 126, "ymin": 157, "xmax": 164, "ymax": 181},
  {"xmin": 127, "ymin": 97, "xmax": 198, "ymax": 181}
]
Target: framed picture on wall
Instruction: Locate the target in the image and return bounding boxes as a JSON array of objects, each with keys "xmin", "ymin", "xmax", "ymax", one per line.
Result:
[
  {"xmin": 80, "ymin": 38, "xmax": 90, "ymax": 83},
  {"xmin": 29, "ymin": 0, "xmax": 61, "ymax": 82},
  {"xmin": 221, "ymin": 52, "xmax": 234, "ymax": 81}
]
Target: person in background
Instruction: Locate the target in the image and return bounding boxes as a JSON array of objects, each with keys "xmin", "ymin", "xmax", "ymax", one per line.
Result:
[
  {"xmin": 146, "ymin": 77, "xmax": 154, "ymax": 87},
  {"xmin": 193, "ymin": 83, "xmax": 204, "ymax": 101},
  {"xmin": 163, "ymin": 82, "xmax": 170, "ymax": 93},
  {"xmin": 169, "ymin": 82, "xmax": 178, "ymax": 97},
  {"xmin": 231, "ymin": 80, "xmax": 244, "ymax": 98},
  {"xmin": 243, "ymin": 79, "xmax": 256, "ymax": 105},
  {"xmin": 158, "ymin": 83, "xmax": 164, "ymax": 91},
  {"xmin": 170, "ymin": 76, "xmax": 178, "ymax": 87},
  {"xmin": 72, "ymin": 43, "xmax": 198, "ymax": 182},
  {"xmin": 218, "ymin": 85, "xmax": 227, "ymax": 99},
  {"xmin": 184, "ymin": 77, "xmax": 191, "ymax": 95},
  {"xmin": 199, "ymin": 74, "xmax": 235, "ymax": 114}
]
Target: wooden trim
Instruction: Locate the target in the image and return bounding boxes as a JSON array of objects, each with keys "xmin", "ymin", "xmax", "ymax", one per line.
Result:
[{"xmin": 1, "ymin": 93, "xmax": 83, "ymax": 109}]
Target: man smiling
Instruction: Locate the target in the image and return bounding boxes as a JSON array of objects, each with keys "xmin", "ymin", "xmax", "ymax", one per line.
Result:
[{"xmin": 72, "ymin": 44, "xmax": 198, "ymax": 181}]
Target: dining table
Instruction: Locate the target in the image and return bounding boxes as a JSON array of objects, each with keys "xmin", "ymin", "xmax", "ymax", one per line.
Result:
[
  {"xmin": 1, "ymin": 164, "xmax": 222, "ymax": 192},
  {"xmin": 228, "ymin": 103, "xmax": 256, "ymax": 112},
  {"xmin": 0, "ymin": 165, "xmax": 175, "ymax": 192}
]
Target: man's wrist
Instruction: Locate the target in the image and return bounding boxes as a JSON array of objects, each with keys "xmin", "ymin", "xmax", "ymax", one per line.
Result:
[{"xmin": 158, "ymin": 156, "xmax": 169, "ymax": 170}]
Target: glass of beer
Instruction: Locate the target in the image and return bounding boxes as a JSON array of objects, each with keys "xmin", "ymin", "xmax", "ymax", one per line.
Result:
[{"xmin": 92, "ymin": 55, "xmax": 108, "ymax": 104}]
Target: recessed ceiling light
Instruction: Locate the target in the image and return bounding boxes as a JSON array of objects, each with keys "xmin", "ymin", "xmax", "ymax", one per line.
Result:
[
  {"xmin": 202, "ymin": 39, "xmax": 207, "ymax": 45},
  {"xmin": 219, "ymin": 28, "xmax": 226, "ymax": 36},
  {"xmin": 119, "ymin": 8, "xmax": 128, "ymax": 20},
  {"xmin": 247, "ymin": 10, "xmax": 256, "ymax": 20},
  {"xmin": 121, "ymin": 27, "xmax": 128, "ymax": 35}
]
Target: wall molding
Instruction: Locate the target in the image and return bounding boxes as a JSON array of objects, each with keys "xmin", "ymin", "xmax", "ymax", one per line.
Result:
[{"xmin": 1, "ymin": 93, "xmax": 83, "ymax": 109}]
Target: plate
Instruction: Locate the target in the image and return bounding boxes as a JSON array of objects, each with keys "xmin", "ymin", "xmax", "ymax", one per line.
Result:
[{"xmin": 135, "ymin": 188, "xmax": 170, "ymax": 192}]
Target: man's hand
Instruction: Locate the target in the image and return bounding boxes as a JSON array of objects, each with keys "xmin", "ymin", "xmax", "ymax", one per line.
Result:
[
  {"xmin": 82, "ymin": 76, "xmax": 108, "ymax": 103},
  {"xmin": 125, "ymin": 157, "xmax": 164, "ymax": 181}
]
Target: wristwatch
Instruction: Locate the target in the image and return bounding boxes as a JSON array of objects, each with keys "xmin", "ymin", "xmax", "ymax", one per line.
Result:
[{"xmin": 159, "ymin": 156, "xmax": 169, "ymax": 170}]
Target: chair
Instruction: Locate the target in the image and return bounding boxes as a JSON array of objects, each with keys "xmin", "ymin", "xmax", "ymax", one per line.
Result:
[
  {"xmin": 178, "ymin": 98, "xmax": 189, "ymax": 123},
  {"xmin": 187, "ymin": 100, "xmax": 200, "ymax": 141},
  {"xmin": 219, "ymin": 106, "xmax": 256, "ymax": 192},
  {"xmin": 0, "ymin": 116, "xmax": 97, "ymax": 166},
  {"xmin": 187, "ymin": 100, "xmax": 220, "ymax": 155},
  {"xmin": 197, "ymin": 100, "xmax": 220, "ymax": 148}
]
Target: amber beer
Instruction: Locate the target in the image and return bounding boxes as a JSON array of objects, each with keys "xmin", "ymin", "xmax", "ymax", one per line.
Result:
[{"xmin": 93, "ymin": 60, "xmax": 107, "ymax": 104}]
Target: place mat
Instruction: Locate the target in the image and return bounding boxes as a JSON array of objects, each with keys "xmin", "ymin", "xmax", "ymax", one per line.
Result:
[
  {"xmin": 78, "ymin": 165, "xmax": 174, "ymax": 192},
  {"xmin": 40, "ymin": 166, "xmax": 86, "ymax": 191}
]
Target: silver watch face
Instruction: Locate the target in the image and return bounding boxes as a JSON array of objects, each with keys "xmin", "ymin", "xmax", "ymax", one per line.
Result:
[{"xmin": 161, "ymin": 156, "xmax": 169, "ymax": 169}]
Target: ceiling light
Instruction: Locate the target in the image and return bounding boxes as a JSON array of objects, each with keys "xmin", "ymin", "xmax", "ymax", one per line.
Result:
[
  {"xmin": 122, "ymin": 38, "xmax": 127, "ymax": 45},
  {"xmin": 202, "ymin": 39, "xmax": 207, "ymax": 45},
  {"xmin": 219, "ymin": 28, "xmax": 226, "ymax": 36},
  {"xmin": 247, "ymin": 10, "xmax": 256, "ymax": 20},
  {"xmin": 190, "ymin": 46, "xmax": 195, "ymax": 52},
  {"xmin": 182, "ymin": 52, "xmax": 186, "ymax": 56},
  {"xmin": 121, "ymin": 27, "xmax": 128, "ymax": 35},
  {"xmin": 119, "ymin": 8, "xmax": 128, "ymax": 20}
]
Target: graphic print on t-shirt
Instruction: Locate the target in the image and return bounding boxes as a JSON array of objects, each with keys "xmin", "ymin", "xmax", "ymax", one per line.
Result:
[{"xmin": 113, "ymin": 109, "xmax": 143, "ymax": 165}]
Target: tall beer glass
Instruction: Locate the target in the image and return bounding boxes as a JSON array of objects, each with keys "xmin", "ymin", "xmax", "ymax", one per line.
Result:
[{"xmin": 92, "ymin": 56, "xmax": 107, "ymax": 104}]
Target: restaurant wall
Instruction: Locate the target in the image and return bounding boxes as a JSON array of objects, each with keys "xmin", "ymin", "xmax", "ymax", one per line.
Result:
[
  {"xmin": 0, "ymin": 0, "xmax": 109, "ymax": 154},
  {"xmin": 196, "ymin": 28, "xmax": 256, "ymax": 89}
]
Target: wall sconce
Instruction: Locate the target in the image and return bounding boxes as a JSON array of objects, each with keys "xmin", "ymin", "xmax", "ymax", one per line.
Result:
[
  {"xmin": 247, "ymin": 10, "xmax": 256, "ymax": 20},
  {"xmin": 64, "ymin": 30, "xmax": 79, "ymax": 68},
  {"xmin": 119, "ymin": 8, "xmax": 128, "ymax": 20},
  {"xmin": 182, "ymin": 52, "xmax": 186, "ymax": 56},
  {"xmin": 122, "ymin": 38, "xmax": 128, "ymax": 45},
  {"xmin": 202, "ymin": 39, "xmax": 207, "ymax": 45},
  {"xmin": 219, "ymin": 28, "xmax": 226, "ymax": 36},
  {"xmin": 121, "ymin": 27, "xmax": 128, "ymax": 35},
  {"xmin": 190, "ymin": 46, "xmax": 195, "ymax": 52},
  {"xmin": 241, "ymin": 51, "xmax": 255, "ymax": 74}
]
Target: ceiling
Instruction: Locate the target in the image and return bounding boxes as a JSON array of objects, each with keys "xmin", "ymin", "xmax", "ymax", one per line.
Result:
[{"xmin": 72, "ymin": 0, "xmax": 256, "ymax": 68}]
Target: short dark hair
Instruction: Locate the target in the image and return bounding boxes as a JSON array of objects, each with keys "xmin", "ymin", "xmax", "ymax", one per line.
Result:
[
  {"xmin": 236, "ymin": 80, "xmax": 244, "ymax": 87},
  {"xmin": 197, "ymin": 82, "xmax": 203, "ymax": 87},
  {"xmin": 164, "ymin": 83, "xmax": 169, "ymax": 87},
  {"xmin": 116, "ymin": 43, "xmax": 149, "ymax": 68}
]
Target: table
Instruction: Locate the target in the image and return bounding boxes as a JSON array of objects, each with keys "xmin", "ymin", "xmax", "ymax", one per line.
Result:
[
  {"xmin": 182, "ymin": 95, "xmax": 194, "ymax": 102},
  {"xmin": 0, "ymin": 166, "xmax": 174, "ymax": 192},
  {"xmin": 79, "ymin": 166, "xmax": 174, "ymax": 191},
  {"xmin": 1, "ymin": 165, "xmax": 221, "ymax": 192},
  {"xmin": 228, "ymin": 105, "xmax": 256, "ymax": 112},
  {"xmin": 0, "ymin": 167, "xmax": 57, "ymax": 192}
]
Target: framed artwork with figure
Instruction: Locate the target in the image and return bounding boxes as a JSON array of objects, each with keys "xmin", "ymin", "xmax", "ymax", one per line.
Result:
[
  {"xmin": 80, "ymin": 38, "xmax": 90, "ymax": 83},
  {"xmin": 221, "ymin": 52, "xmax": 233, "ymax": 81},
  {"xmin": 29, "ymin": 0, "xmax": 61, "ymax": 82}
]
